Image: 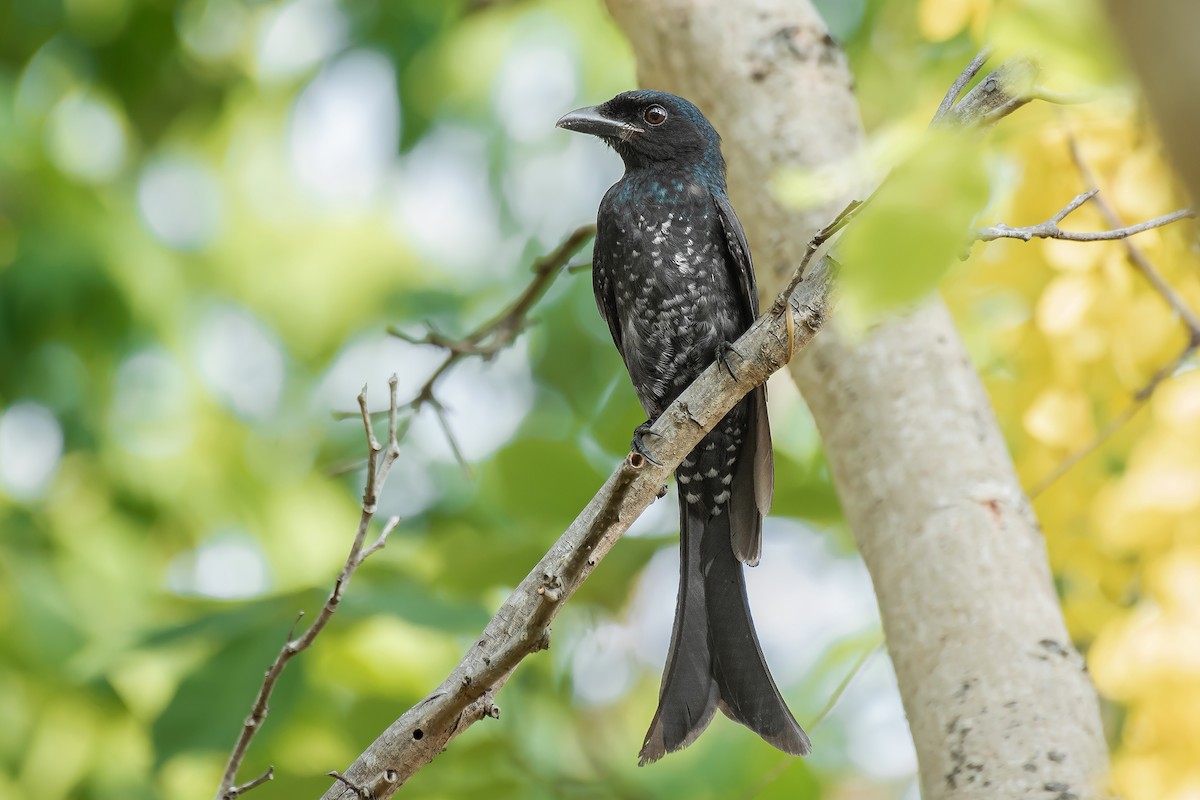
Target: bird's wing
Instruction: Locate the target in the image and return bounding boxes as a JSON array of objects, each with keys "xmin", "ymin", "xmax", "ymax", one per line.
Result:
[
  {"xmin": 713, "ymin": 192, "xmax": 774, "ymax": 526},
  {"xmin": 592, "ymin": 238, "xmax": 625, "ymax": 358},
  {"xmin": 713, "ymin": 191, "xmax": 760, "ymax": 321}
]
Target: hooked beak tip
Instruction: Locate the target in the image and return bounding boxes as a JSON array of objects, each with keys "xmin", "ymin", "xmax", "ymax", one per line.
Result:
[
  {"xmin": 555, "ymin": 107, "xmax": 597, "ymax": 132},
  {"xmin": 556, "ymin": 105, "xmax": 641, "ymax": 139}
]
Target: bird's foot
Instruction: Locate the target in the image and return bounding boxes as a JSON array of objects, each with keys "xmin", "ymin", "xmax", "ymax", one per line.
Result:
[
  {"xmin": 631, "ymin": 421, "xmax": 662, "ymax": 466},
  {"xmin": 716, "ymin": 340, "xmax": 744, "ymax": 380}
]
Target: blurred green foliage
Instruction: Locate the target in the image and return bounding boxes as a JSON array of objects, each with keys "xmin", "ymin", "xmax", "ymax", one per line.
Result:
[
  {"xmin": 835, "ymin": 130, "xmax": 989, "ymax": 326},
  {"xmin": 0, "ymin": 0, "xmax": 1100, "ymax": 798}
]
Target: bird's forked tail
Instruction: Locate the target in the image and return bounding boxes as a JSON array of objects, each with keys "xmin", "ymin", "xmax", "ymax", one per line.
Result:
[{"xmin": 638, "ymin": 474, "xmax": 811, "ymax": 765}]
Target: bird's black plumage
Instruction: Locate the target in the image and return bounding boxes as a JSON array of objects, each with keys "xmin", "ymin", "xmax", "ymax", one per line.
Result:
[{"xmin": 558, "ymin": 90, "xmax": 810, "ymax": 764}]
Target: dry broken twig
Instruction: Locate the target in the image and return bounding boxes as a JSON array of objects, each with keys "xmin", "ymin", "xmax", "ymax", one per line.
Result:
[
  {"xmin": 215, "ymin": 378, "xmax": 404, "ymax": 800},
  {"xmin": 932, "ymin": 45, "xmax": 993, "ymax": 124}
]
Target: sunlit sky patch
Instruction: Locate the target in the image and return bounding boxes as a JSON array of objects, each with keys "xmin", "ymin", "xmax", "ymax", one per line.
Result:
[
  {"xmin": 136, "ymin": 154, "xmax": 223, "ymax": 250},
  {"xmin": 288, "ymin": 50, "xmax": 400, "ymax": 208},
  {"xmin": 45, "ymin": 90, "xmax": 128, "ymax": 183},
  {"xmin": 254, "ymin": 0, "xmax": 346, "ymax": 82},
  {"xmin": 0, "ymin": 402, "xmax": 64, "ymax": 501},
  {"xmin": 390, "ymin": 125, "xmax": 506, "ymax": 278},
  {"xmin": 165, "ymin": 530, "xmax": 271, "ymax": 599},
  {"xmin": 571, "ymin": 620, "xmax": 636, "ymax": 706},
  {"xmin": 109, "ymin": 348, "xmax": 195, "ymax": 458},
  {"xmin": 194, "ymin": 304, "xmax": 286, "ymax": 421},
  {"xmin": 491, "ymin": 36, "xmax": 579, "ymax": 144},
  {"xmin": 504, "ymin": 134, "xmax": 622, "ymax": 247}
]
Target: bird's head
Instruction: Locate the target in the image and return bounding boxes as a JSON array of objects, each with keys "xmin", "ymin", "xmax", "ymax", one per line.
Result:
[{"xmin": 557, "ymin": 90, "xmax": 725, "ymax": 178}]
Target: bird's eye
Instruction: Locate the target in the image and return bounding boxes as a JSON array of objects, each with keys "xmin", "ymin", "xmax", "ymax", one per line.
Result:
[{"xmin": 643, "ymin": 105, "xmax": 668, "ymax": 126}]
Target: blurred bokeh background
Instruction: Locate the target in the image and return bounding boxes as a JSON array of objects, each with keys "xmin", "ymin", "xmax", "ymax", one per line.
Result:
[{"xmin": 0, "ymin": 0, "xmax": 1197, "ymax": 798}]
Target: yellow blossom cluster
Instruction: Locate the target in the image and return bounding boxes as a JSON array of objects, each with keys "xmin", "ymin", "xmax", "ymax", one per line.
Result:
[{"xmin": 946, "ymin": 101, "xmax": 1200, "ymax": 800}]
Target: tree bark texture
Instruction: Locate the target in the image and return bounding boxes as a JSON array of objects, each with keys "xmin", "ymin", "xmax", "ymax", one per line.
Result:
[
  {"xmin": 602, "ymin": 1, "xmax": 1111, "ymax": 797},
  {"xmin": 1103, "ymin": 0, "xmax": 1200, "ymax": 205}
]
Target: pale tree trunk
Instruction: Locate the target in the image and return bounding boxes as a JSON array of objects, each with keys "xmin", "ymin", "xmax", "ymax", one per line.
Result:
[{"xmin": 603, "ymin": 1, "xmax": 1111, "ymax": 797}]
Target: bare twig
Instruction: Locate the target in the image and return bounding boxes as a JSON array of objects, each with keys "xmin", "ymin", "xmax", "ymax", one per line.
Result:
[
  {"xmin": 1028, "ymin": 86, "xmax": 1098, "ymax": 106},
  {"xmin": 325, "ymin": 771, "xmax": 368, "ymax": 799},
  {"xmin": 1066, "ymin": 136, "xmax": 1200, "ymax": 338},
  {"xmin": 932, "ymin": 46, "xmax": 993, "ymax": 124},
  {"xmin": 330, "ymin": 225, "xmax": 594, "ymax": 464},
  {"xmin": 214, "ymin": 377, "xmax": 404, "ymax": 800},
  {"xmin": 769, "ymin": 198, "xmax": 862, "ymax": 324},
  {"xmin": 223, "ymin": 768, "xmax": 274, "ymax": 798},
  {"xmin": 430, "ymin": 399, "xmax": 472, "ymax": 478},
  {"xmin": 316, "ymin": 54, "xmax": 1067, "ymax": 800},
  {"xmin": 387, "ymin": 223, "xmax": 596, "ymax": 409},
  {"xmin": 975, "ymin": 190, "xmax": 1195, "ymax": 244},
  {"xmin": 1029, "ymin": 136, "xmax": 1200, "ymax": 497}
]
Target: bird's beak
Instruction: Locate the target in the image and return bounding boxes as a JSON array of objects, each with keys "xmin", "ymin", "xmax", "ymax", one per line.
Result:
[{"xmin": 556, "ymin": 105, "xmax": 642, "ymax": 139}]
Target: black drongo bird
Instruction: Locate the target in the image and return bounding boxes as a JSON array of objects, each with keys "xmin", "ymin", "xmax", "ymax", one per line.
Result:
[{"xmin": 557, "ymin": 91, "xmax": 811, "ymax": 764}]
